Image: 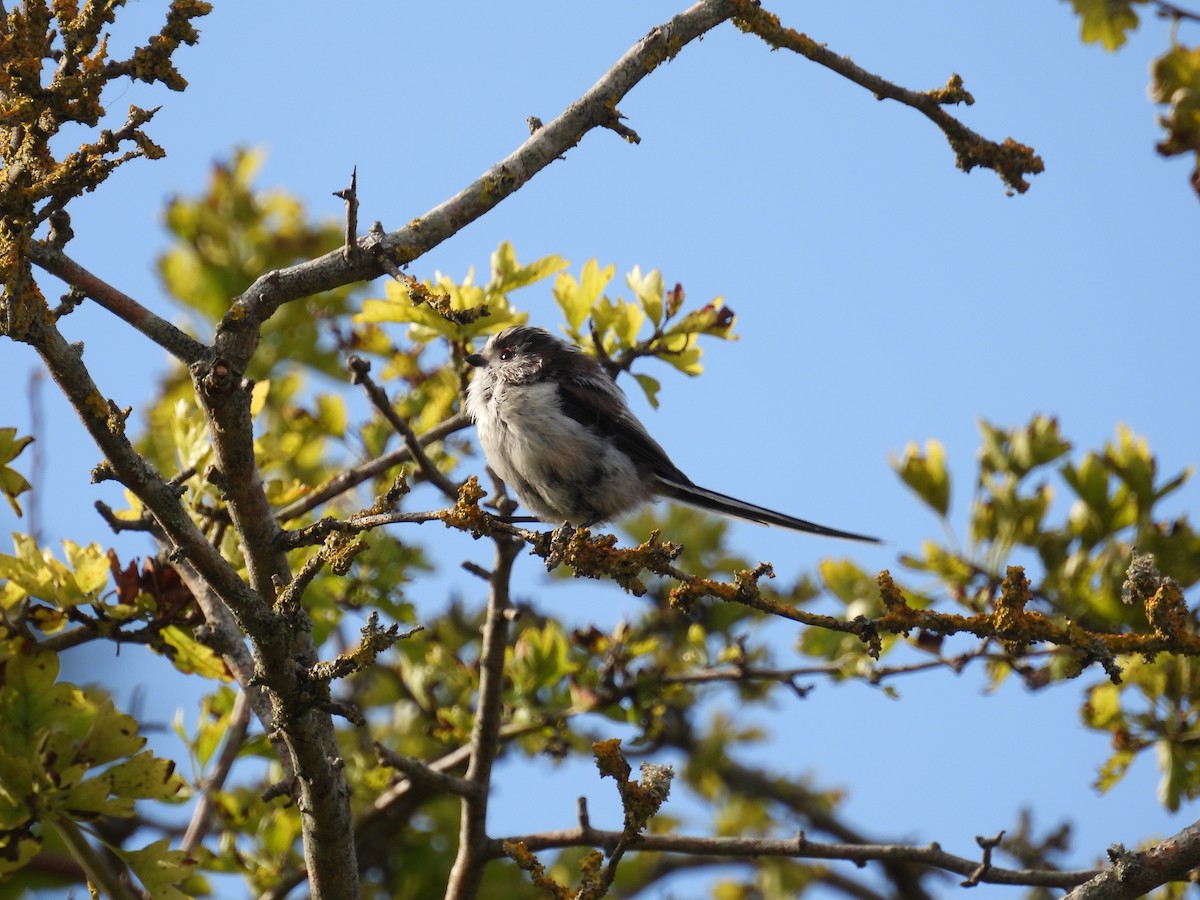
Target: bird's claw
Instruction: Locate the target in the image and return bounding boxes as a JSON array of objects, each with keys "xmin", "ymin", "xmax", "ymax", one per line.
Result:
[{"xmin": 544, "ymin": 522, "xmax": 576, "ymax": 571}]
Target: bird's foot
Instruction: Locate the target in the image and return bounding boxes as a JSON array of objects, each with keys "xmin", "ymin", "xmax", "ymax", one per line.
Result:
[{"xmin": 544, "ymin": 522, "xmax": 576, "ymax": 571}]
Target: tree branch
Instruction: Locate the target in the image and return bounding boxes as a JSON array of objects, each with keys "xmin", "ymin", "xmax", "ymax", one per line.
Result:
[
  {"xmin": 274, "ymin": 413, "xmax": 470, "ymax": 523},
  {"xmin": 374, "ymin": 742, "xmax": 479, "ymax": 798},
  {"xmin": 1064, "ymin": 822, "xmax": 1200, "ymax": 899},
  {"xmin": 28, "ymin": 240, "xmax": 208, "ymax": 364},
  {"xmin": 181, "ymin": 688, "xmax": 251, "ymax": 854},
  {"xmin": 730, "ymin": 0, "xmax": 1044, "ymax": 194},
  {"xmin": 494, "ymin": 826, "xmax": 1098, "ymax": 890},
  {"xmin": 445, "ymin": 533, "xmax": 523, "ymax": 899},
  {"xmin": 346, "ymin": 354, "xmax": 459, "ymax": 499},
  {"xmin": 208, "ymin": 0, "xmax": 741, "ymax": 374}
]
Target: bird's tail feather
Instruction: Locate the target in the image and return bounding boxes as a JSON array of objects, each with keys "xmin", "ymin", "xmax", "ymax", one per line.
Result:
[{"xmin": 654, "ymin": 478, "xmax": 879, "ymax": 543}]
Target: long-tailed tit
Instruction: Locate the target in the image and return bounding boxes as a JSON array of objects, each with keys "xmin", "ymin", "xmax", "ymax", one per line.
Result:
[{"xmin": 465, "ymin": 326, "xmax": 878, "ymax": 542}]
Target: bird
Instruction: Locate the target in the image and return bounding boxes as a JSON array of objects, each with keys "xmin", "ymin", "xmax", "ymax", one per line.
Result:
[{"xmin": 464, "ymin": 325, "xmax": 878, "ymax": 542}]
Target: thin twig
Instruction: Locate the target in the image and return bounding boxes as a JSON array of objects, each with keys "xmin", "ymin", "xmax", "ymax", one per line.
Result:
[
  {"xmin": 277, "ymin": 509, "xmax": 449, "ymax": 550},
  {"xmin": 181, "ymin": 689, "xmax": 251, "ymax": 854},
  {"xmin": 1153, "ymin": 0, "xmax": 1200, "ymax": 22},
  {"xmin": 731, "ymin": 1, "xmax": 1043, "ymax": 194},
  {"xmin": 334, "ymin": 167, "xmax": 360, "ymax": 263},
  {"xmin": 274, "ymin": 413, "xmax": 470, "ymax": 523},
  {"xmin": 346, "ymin": 354, "xmax": 460, "ymax": 499},
  {"xmin": 374, "ymin": 742, "xmax": 479, "ymax": 798}
]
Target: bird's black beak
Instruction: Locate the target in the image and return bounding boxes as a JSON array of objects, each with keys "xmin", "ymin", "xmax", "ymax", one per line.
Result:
[{"xmin": 465, "ymin": 353, "xmax": 486, "ymax": 367}]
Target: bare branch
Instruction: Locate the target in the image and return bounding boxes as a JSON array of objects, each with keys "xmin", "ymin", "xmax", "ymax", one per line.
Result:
[
  {"xmin": 493, "ymin": 827, "xmax": 1098, "ymax": 891},
  {"xmin": 731, "ymin": 1, "xmax": 1043, "ymax": 194},
  {"xmin": 277, "ymin": 509, "xmax": 448, "ymax": 550},
  {"xmin": 274, "ymin": 413, "xmax": 470, "ymax": 523},
  {"xmin": 334, "ymin": 167, "xmax": 360, "ymax": 264},
  {"xmin": 445, "ymin": 534, "xmax": 523, "ymax": 900},
  {"xmin": 181, "ymin": 689, "xmax": 252, "ymax": 854},
  {"xmin": 374, "ymin": 742, "xmax": 479, "ymax": 798},
  {"xmin": 28, "ymin": 241, "xmax": 208, "ymax": 364},
  {"xmin": 1153, "ymin": 0, "xmax": 1200, "ymax": 23},
  {"xmin": 346, "ymin": 354, "xmax": 459, "ymax": 499},
  {"xmin": 1064, "ymin": 822, "xmax": 1200, "ymax": 899}
]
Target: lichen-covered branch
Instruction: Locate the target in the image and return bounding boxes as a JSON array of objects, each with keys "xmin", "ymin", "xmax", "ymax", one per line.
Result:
[{"xmin": 729, "ymin": 0, "xmax": 1044, "ymax": 194}]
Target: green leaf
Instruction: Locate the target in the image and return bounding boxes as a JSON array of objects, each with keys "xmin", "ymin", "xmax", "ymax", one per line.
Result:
[
  {"xmin": 0, "ymin": 428, "xmax": 34, "ymax": 517},
  {"xmin": 664, "ymin": 300, "xmax": 736, "ymax": 339},
  {"xmin": 611, "ymin": 300, "xmax": 645, "ymax": 348},
  {"xmin": 554, "ymin": 259, "xmax": 615, "ymax": 332},
  {"xmin": 1157, "ymin": 740, "xmax": 1188, "ymax": 811},
  {"xmin": 1068, "ymin": 0, "xmax": 1143, "ymax": 50},
  {"xmin": 0, "ymin": 535, "xmax": 110, "ymax": 608},
  {"xmin": 356, "ymin": 272, "xmax": 528, "ymax": 343},
  {"xmin": 633, "ymin": 373, "xmax": 662, "ymax": 409},
  {"xmin": 119, "ymin": 838, "xmax": 196, "ymax": 900},
  {"xmin": 315, "ymin": 394, "xmax": 347, "ymax": 438},
  {"xmin": 1095, "ymin": 747, "xmax": 1136, "ymax": 793},
  {"xmin": 627, "ymin": 266, "xmax": 665, "ymax": 326},
  {"xmin": 1011, "ymin": 416, "xmax": 1071, "ymax": 473},
  {"xmin": 80, "ymin": 698, "xmax": 145, "ymax": 767},
  {"xmin": 159, "ymin": 625, "xmax": 234, "ymax": 680},
  {"xmin": 0, "ymin": 828, "xmax": 39, "ymax": 876},
  {"xmin": 489, "ymin": 241, "xmax": 568, "ymax": 293},
  {"xmin": 1152, "ymin": 43, "xmax": 1200, "ymax": 103},
  {"xmin": 1082, "ymin": 682, "xmax": 1125, "ymax": 730},
  {"xmin": 62, "ymin": 541, "xmax": 111, "ymax": 596},
  {"xmin": 892, "ymin": 439, "xmax": 951, "ymax": 517},
  {"xmin": 657, "ymin": 335, "xmax": 703, "ymax": 376},
  {"xmin": 106, "ymin": 751, "xmax": 186, "ymax": 802},
  {"xmin": 904, "ymin": 541, "xmax": 974, "ymax": 584},
  {"xmin": 0, "ymin": 646, "xmax": 184, "ymax": 857},
  {"xmin": 1151, "ymin": 43, "xmax": 1200, "ymax": 161},
  {"xmin": 818, "ymin": 559, "xmax": 877, "ymax": 610}
]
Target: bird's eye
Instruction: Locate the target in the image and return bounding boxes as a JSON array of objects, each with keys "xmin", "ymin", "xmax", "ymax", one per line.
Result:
[{"xmin": 498, "ymin": 347, "xmax": 515, "ymax": 361}]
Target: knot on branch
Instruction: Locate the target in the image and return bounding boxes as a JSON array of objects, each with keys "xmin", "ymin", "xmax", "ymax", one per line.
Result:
[
  {"xmin": 994, "ymin": 566, "xmax": 1035, "ymax": 648},
  {"xmin": 196, "ymin": 357, "xmax": 237, "ymax": 397},
  {"xmin": 954, "ymin": 136, "xmax": 1045, "ymax": 196},
  {"xmin": 668, "ymin": 561, "xmax": 771, "ymax": 612},
  {"xmin": 928, "ymin": 73, "xmax": 975, "ymax": 106},
  {"xmin": 877, "ymin": 569, "xmax": 921, "ymax": 633},
  {"xmin": 322, "ymin": 531, "xmax": 368, "ymax": 576}
]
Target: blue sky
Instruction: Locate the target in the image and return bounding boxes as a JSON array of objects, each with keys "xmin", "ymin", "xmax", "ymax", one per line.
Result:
[{"xmin": 2, "ymin": 3, "xmax": 1197, "ymax": 897}]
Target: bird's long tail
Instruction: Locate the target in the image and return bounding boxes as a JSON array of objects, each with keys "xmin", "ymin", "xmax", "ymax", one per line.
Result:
[{"xmin": 654, "ymin": 478, "xmax": 880, "ymax": 543}]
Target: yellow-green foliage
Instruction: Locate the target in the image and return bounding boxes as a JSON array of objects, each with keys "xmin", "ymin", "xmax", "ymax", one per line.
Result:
[{"xmin": 0, "ymin": 646, "xmax": 191, "ymax": 893}]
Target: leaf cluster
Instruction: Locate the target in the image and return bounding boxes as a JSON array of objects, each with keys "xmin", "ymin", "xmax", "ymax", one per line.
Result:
[{"xmin": 1067, "ymin": 0, "xmax": 1200, "ymax": 195}]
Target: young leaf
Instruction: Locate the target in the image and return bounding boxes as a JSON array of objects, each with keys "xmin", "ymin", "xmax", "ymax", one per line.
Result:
[
  {"xmin": 627, "ymin": 265, "xmax": 665, "ymax": 326},
  {"xmin": 0, "ymin": 428, "xmax": 34, "ymax": 516},
  {"xmin": 892, "ymin": 440, "xmax": 951, "ymax": 517},
  {"xmin": 1067, "ymin": 0, "xmax": 1142, "ymax": 51}
]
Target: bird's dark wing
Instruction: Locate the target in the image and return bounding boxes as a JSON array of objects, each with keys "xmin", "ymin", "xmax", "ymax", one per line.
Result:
[
  {"xmin": 553, "ymin": 375, "xmax": 693, "ymax": 484},
  {"xmin": 553, "ymin": 368, "xmax": 879, "ymax": 543}
]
